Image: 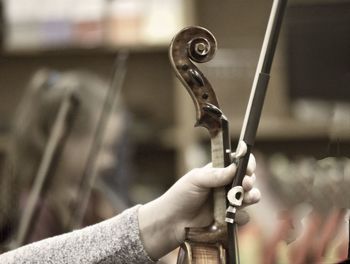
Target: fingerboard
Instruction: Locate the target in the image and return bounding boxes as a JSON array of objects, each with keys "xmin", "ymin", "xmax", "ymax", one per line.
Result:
[{"xmin": 211, "ymin": 132, "xmax": 226, "ymax": 226}]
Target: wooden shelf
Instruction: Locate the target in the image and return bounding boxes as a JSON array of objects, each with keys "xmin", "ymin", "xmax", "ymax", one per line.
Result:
[
  {"xmin": 229, "ymin": 117, "xmax": 347, "ymax": 140},
  {"xmin": 2, "ymin": 43, "xmax": 169, "ymax": 57},
  {"xmin": 170, "ymin": 117, "xmax": 350, "ymax": 145}
]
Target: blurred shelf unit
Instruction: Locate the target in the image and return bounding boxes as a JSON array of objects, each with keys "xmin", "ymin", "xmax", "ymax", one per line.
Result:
[
  {"xmin": 171, "ymin": 116, "xmax": 350, "ymax": 148},
  {"xmin": 2, "ymin": 0, "xmax": 349, "ymax": 180},
  {"xmin": 2, "ymin": 43, "xmax": 169, "ymax": 57},
  {"xmin": 2, "ymin": 0, "xmax": 190, "ymax": 53},
  {"xmin": 253, "ymin": 117, "xmax": 350, "ymax": 140}
]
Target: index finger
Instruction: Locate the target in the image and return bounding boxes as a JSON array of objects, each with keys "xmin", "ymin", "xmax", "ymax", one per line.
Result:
[
  {"xmin": 231, "ymin": 153, "xmax": 256, "ymax": 176},
  {"xmin": 246, "ymin": 154, "xmax": 256, "ymax": 176}
]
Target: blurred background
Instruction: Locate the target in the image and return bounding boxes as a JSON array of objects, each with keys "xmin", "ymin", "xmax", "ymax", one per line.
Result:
[{"xmin": 0, "ymin": 0, "xmax": 349, "ymax": 263}]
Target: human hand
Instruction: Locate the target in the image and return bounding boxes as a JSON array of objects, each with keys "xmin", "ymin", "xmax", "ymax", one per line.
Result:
[{"xmin": 139, "ymin": 154, "xmax": 260, "ymax": 260}]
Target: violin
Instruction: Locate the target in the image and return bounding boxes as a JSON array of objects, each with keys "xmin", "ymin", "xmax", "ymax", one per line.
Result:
[
  {"xmin": 169, "ymin": 0, "xmax": 287, "ymax": 263},
  {"xmin": 170, "ymin": 25, "xmax": 233, "ymax": 264}
]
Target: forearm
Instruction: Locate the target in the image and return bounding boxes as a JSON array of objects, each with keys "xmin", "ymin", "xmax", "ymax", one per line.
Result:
[{"xmin": 1, "ymin": 205, "xmax": 155, "ymax": 264}]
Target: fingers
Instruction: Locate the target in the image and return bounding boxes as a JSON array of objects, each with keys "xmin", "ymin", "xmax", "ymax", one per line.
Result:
[
  {"xmin": 230, "ymin": 153, "xmax": 256, "ymax": 176},
  {"xmin": 189, "ymin": 163, "xmax": 237, "ymax": 188},
  {"xmin": 246, "ymin": 154, "xmax": 256, "ymax": 176},
  {"xmin": 189, "ymin": 153, "xmax": 257, "ymax": 189},
  {"xmin": 235, "ymin": 210, "xmax": 250, "ymax": 226},
  {"xmin": 243, "ymin": 187, "xmax": 261, "ymax": 205},
  {"xmin": 242, "ymin": 173, "xmax": 256, "ymax": 191}
]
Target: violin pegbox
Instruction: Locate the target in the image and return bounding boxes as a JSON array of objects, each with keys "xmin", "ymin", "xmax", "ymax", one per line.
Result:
[{"xmin": 169, "ymin": 26, "xmax": 224, "ymax": 135}]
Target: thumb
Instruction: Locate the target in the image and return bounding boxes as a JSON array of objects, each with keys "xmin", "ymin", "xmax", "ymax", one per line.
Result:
[{"xmin": 188, "ymin": 163, "xmax": 237, "ymax": 189}]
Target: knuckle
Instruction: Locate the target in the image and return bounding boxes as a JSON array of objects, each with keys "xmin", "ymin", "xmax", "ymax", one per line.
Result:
[
  {"xmin": 213, "ymin": 169, "xmax": 224, "ymax": 183},
  {"xmin": 187, "ymin": 168, "xmax": 201, "ymax": 180}
]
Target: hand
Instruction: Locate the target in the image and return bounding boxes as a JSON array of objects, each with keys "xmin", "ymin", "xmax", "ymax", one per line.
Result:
[{"xmin": 138, "ymin": 154, "xmax": 260, "ymax": 260}]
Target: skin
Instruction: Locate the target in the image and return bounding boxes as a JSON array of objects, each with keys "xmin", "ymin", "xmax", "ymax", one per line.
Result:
[{"xmin": 139, "ymin": 154, "xmax": 260, "ymax": 260}]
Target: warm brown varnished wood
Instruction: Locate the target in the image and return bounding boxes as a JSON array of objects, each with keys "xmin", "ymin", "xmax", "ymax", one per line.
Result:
[
  {"xmin": 169, "ymin": 26, "xmax": 232, "ymax": 264},
  {"xmin": 169, "ymin": 26, "xmax": 220, "ymax": 136},
  {"xmin": 177, "ymin": 242, "xmax": 226, "ymax": 264}
]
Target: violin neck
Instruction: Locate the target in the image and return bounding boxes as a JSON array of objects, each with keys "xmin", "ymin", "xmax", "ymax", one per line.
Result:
[{"xmin": 211, "ymin": 129, "xmax": 230, "ymax": 226}]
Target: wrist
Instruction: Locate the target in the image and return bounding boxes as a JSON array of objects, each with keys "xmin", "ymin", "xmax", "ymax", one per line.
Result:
[{"xmin": 138, "ymin": 197, "xmax": 184, "ymax": 260}]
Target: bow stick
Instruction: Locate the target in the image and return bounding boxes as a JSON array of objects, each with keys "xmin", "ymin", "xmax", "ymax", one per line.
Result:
[
  {"xmin": 14, "ymin": 86, "xmax": 79, "ymax": 247},
  {"xmin": 225, "ymin": 0, "xmax": 288, "ymax": 262},
  {"xmin": 68, "ymin": 50, "xmax": 129, "ymax": 229}
]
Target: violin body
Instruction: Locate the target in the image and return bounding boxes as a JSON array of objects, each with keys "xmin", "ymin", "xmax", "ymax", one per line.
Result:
[
  {"xmin": 177, "ymin": 242, "xmax": 226, "ymax": 264},
  {"xmin": 177, "ymin": 221, "xmax": 229, "ymax": 263}
]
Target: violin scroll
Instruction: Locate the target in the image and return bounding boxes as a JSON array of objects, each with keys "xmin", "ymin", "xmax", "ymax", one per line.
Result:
[
  {"xmin": 169, "ymin": 26, "xmax": 222, "ymax": 135},
  {"xmin": 187, "ymin": 36, "xmax": 213, "ymax": 63}
]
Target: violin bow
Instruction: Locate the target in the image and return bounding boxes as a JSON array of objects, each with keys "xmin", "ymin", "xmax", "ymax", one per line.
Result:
[
  {"xmin": 170, "ymin": 1, "xmax": 287, "ymax": 262},
  {"xmin": 67, "ymin": 50, "xmax": 129, "ymax": 229},
  {"xmin": 225, "ymin": 0, "xmax": 287, "ymax": 262},
  {"xmin": 14, "ymin": 86, "xmax": 79, "ymax": 247}
]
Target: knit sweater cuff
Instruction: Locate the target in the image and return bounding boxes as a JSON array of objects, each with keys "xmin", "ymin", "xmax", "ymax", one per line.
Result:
[
  {"xmin": 105, "ymin": 204, "xmax": 157, "ymax": 263},
  {"xmin": 0, "ymin": 205, "xmax": 156, "ymax": 264}
]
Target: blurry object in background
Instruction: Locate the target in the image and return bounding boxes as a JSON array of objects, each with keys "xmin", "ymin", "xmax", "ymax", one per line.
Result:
[
  {"xmin": 105, "ymin": 0, "xmax": 187, "ymax": 47},
  {"xmin": 313, "ymin": 157, "xmax": 350, "ymax": 212},
  {"xmin": 67, "ymin": 52, "xmax": 129, "ymax": 229},
  {"xmin": 200, "ymin": 48, "xmax": 259, "ymax": 120},
  {"xmin": 286, "ymin": 2, "xmax": 350, "ymax": 120},
  {"xmin": 142, "ymin": 0, "xmax": 186, "ymax": 45},
  {"xmin": 267, "ymin": 154, "xmax": 350, "ymax": 214},
  {"xmin": 71, "ymin": 0, "xmax": 105, "ymax": 47},
  {"xmin": 246, "ymin": 151, "xmax": 350, "ymax": 263},
  {"xmin": 0, "ymin": 0, "xmax": 6, "ymax": 178},
  {"xmin": 105, "ymin": 0, "xmax": 144, "ymax": 46},
  {"xmin": 0, "ymin": 0, "xmax": 4, "ymax": 51},
  {"xmin": 291, "ymin": 99, "xmax": 334, "ymax": 124},
  {"xmin": 3, "ymin": 0, "xmax": 188, "ymax": 51},
  {"xmin": 268, "ymin": 154, "xmax": 316, "ymax": 208},
  {"xmin": 289, "ymin": 208, "xmax": 347, "ymax": 264},
  {"xmin": 3, "ymin": 0, "xmax": 106, "ymax": 50},
  {"xmin": 0, "ymin": 68, "xmax": 132, "ymax": 251},
  {"xmin": 14, "ymin": 71, "xmax": 79, "ymax": 247},
  {"xmin": 4, "ymin": 0, "xmax": 75, "ymax": 50},
  {"xmin": 265, "ymin": 153, "xmax": 350, "ymax": 263},
  {"xmin": 328, "ymin": 103, "xmax": 350, "ymax": 144},
  {"xmin": 4, "ymin": 0, "xmax": 43, "ymax": 50}
]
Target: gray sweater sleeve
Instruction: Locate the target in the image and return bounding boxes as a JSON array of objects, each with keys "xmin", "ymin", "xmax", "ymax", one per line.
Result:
[{"xmin": 0, "ymin": 205, "xmax": 156, "ymax": 264}]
